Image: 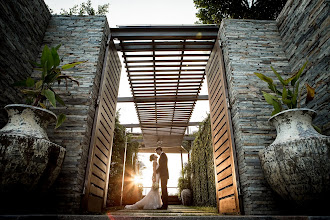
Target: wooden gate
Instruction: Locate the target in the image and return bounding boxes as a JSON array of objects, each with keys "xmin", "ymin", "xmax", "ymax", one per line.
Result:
[
  {"xmin": 82, "ymin": 36, "xmax": 121, "ymax": 212},
  {"xmin": 206, "ymin": 39, "xmax": 241, "ymax": 214}
]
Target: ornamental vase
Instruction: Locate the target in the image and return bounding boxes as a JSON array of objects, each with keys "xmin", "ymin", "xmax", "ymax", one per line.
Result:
[
  {"xmin": 181, "ymin": 189, "xmax": 192, "ymax": 206},
  {"xmin": 259, "ymin": 108, "xmax": 330, "ymax": 207},
  {"xmin": 0, "ymin": 104, "xmax": 66, "ymax": 192}
]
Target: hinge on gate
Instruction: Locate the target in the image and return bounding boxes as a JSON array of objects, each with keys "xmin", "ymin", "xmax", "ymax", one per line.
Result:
[
  {"xmin": 106, "ymin": 33, "xmax": 112, "ymax": 46},
  {"xmin": 226, "ymin": 98, "xmax": 231, "ymax": 109},
  {"xmin": 219, "ymin": 40, "xmax": 222, "ymax": 47},
  {"xmin": 95, "ymin": 97, "xmax": 100, "ymax": 108}
]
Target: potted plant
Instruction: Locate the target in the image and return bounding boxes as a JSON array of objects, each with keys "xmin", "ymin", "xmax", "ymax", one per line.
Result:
[
  {"xmin": 254, "ymin": 62, "xmax": 330, "ymax": 208},
  {"xmin": 0, "ymin": 44, "xmax": 85, "ymax": 193},
  {"xmin": 178, "ymin": 162, "xmax": 192, "ymax": 206}
]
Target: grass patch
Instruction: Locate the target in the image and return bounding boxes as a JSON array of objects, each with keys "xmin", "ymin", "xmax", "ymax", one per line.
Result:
[{"xmin": 190, "ymin": 206, "xmax": 218, "ymax": 213}]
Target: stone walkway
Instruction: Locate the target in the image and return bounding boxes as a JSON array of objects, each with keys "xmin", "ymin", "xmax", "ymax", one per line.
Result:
[
  {"xmin": 1, "ymin": 205, "xmax": 329, "ymax": 219},
  {"xmin": 106, "ymin": 205, "xmax": 219, "ymax": 217}
]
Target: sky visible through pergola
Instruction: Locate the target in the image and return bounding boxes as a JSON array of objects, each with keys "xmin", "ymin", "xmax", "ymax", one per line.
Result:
[{"xmin": 45, "ymin": 0, "xmax": 208, "ymax": 194}]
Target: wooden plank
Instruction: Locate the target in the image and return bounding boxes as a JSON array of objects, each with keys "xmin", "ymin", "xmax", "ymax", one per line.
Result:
[
  {"xmin": 128, "ymin": 69, "xmax": 205, "ymax": 73},
  {"xmin": 132, "ymin": 84, "xmax": 202, "ymax": 88},
  {"xmin": 92, "ymin": 162, "xmax": 106, "ymax": 180},
  {"xmin": 217, "ymin": 166, "xmax": 232, "ymax": 183},
  {"xmin": 129, "ymin": 73, "xmax": 204, "ymax": 77},
  {"xmin": 87, "ymin": 194, "xmax": 103, "ymax": 213},
  {"xmin": 92, "ymin": 151, "xmax": 107, "ymax": 172},
  {"xmin": 219, "ymin": 196, "xmax": 237, "ymax": 214},
  {"xmin": 122, "ymin": 47, "xmax": 212, "ymax": 52},
  {"xmin": 215, "ymin": 155, "xmax": 231, "ymax": 174},
  {"xmin": 214, "ymin": 130, "xmax": 229, "ymax": 151},
  {"xmin": 120, "ymin": 41, "xmax": 214, "ymax": 46},
  {"xmin": 215, "ymin": 147, "xmax": 230, "ymax": 168},
  {"xmin": 129, "ymin": 77, "xmax": 204, "ymax": 81},
  {"xmin": 90, "ymin": 183, "xmax": 105, "ymax": 198},
  {"xmin": 126, "ymin": 59, "xmax": 209, "ymax": 63},
  {"xmin": 219, "ymin": 175, "xmax": 233, "ymax": 189},
  {"xmin": 128, "ymin": 64, "xmax": 206, "ymax": 68},
  {"xmin": 94, "ymin": 145, "xmax": 108, "ymax": 165},
  {"xmin": 90, "ymin": 173, "xmax": 105, "ymax": 190},
  {"xmin": 219, "ymin": 185, "xmax": 235, "ymax": 199},
  {"xmin": 125, "ymin": 54, "xmax": 210, "ymax": 58}
]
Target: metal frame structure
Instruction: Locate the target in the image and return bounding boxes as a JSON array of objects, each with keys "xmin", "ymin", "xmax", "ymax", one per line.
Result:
[{"xmin": 111, "ymin": 25, "xmax": 219, "ymax": 149}]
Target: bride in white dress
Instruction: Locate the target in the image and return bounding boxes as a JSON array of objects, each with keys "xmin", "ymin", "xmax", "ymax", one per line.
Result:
[{"xmin": 125, "ymin": 154, "xmax": 163, "ymax": 209}]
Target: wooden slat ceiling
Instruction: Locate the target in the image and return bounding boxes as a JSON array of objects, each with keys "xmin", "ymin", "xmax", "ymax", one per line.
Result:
[{"xmin": 111, "ymin": 25, "xmax": 219, "ymax": 150}]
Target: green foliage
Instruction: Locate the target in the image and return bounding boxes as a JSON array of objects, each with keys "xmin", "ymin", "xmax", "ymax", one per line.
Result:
[
  {"xmin": 107, "ymin": 111, "xmax": 140, "ymax": 206},
  {"xmin": 13, "ymin": 44, "xmax": 86, "ymax": 128},
  {"xmin": 254, "ymin": 61, "xmax": 316, "ymax": 116},
  {"xmin": 178, "ymin": 162, "xmax": 191, "ymax": 199},
  {"xmin": 60, "ymin": 0, "xmax": 109, "ymax": 16},
  {"xmin": 194, "ymin": 0, "xmax": 287, "ymax": 24},
  {"xmin": 189, "ymin": 115, "xmax": 216, "ymax": 207}
]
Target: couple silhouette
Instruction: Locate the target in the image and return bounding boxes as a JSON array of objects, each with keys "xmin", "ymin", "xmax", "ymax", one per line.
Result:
[{"xmin": 125, "ymin": 147, "xmax": 169, "ymax": 210}]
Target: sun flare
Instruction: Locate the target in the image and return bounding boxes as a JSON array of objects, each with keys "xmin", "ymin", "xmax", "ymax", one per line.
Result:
[{"xmin": 133, "ymin": 175, "xmax": 143, "ymax": 185}]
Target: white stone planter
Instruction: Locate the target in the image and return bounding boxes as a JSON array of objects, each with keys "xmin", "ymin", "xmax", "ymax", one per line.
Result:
[
  {"xmin": 181, "ymin": 189, "xmax": 192, "ymax": 206},
  {"xmin": 0, "ymin": 104, "xmax": 66, "ymax": 192},
  {"xmin": 259, "ymin": 108, "xmax": 330, "ymax": 207}
]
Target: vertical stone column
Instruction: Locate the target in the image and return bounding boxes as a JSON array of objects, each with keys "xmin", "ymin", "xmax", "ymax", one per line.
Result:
[
  {"xmin": 219, "ymin": 19, "xmax": 291, "ymax": 214},
  {"xmin": 34, "ymin": 16, "xmax": 115, "ymax": 213}
]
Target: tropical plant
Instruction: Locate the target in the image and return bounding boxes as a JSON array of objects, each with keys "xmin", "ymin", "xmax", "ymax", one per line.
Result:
[
  {"xmin": 254, "ymin": 61, "xmax": 317, "ymax": 116},
  {"xmin": 14, "ymin": 44, "xmax": 86, "ymax": 128}
]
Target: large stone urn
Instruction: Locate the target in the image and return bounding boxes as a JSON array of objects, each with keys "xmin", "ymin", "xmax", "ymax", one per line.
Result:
[
  {"xmin": 181, "ymin": 189, "xmax": 192, "ymax": 206},
  {"xmin": 0, "ymin": 104, "xmax": 66, "ymax": 193},
  {"xmin": 259, "ymin": 108, "xmax": 330, "ymax": 207}
]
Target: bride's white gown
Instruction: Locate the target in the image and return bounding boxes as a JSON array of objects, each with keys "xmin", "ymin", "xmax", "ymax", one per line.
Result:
[{"xmin": 125, "ymin": 161, "xmax": 163, "ymax": 210}]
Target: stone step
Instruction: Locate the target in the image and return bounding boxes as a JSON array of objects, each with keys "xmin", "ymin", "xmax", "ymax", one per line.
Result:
[{"xmin": 0, "ymin": 215, "xmax": 328, "ymax": 220}]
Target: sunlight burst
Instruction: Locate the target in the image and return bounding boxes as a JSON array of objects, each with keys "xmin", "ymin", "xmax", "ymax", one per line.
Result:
[{"xmin": 133, "ymin": 175, "xmax": 143, "ymax": 185}]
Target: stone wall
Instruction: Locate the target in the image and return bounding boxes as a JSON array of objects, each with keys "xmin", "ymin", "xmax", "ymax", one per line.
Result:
[
  {"xmin": 277, "ymin": 0, "xmax": 330, "ymax": 135},
  {"xmin": 34, "ymin": 16, "xmax": 112, "ymax": 213},
  {"xmin": 0, "ymin": 0, "xmax": 51, "ymax": 127},
  {"xmin": 219, "ymin": 19, "xmax": 291, "ymax": 214},
  {"xmin": 219, "ymin": 0, "xmax": 329, "ymax": 214}
]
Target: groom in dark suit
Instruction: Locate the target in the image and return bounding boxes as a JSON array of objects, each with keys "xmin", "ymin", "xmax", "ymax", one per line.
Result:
[{"xmin": 155, "ymin": 147, "xmax": 169, "ymax": 209}]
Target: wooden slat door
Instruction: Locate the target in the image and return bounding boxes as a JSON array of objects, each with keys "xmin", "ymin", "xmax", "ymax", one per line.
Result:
[
  {"xmin": 206, "ymin": 39, "xmax": 241, "ymax": 214},
  {"xmin": 82, "ymin": 37, "xmax": 121, "ymax": 212}
]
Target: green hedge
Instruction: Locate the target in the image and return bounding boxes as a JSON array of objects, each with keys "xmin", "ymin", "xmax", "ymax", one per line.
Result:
[
  {"xmin": 190, "ymin": 114, "xmax": 216, "ymax": 207},
  {"xmin": 106, "ymin": 112, "xmax": 140, "ymax": 206}
]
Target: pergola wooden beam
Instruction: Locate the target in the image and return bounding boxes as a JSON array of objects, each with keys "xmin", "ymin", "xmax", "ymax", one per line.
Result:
[
  {"xmin": 124, "ymin": 54, "xmax": 210, "ymax": 58},
  {"xmin": 122, "ymin": 121, "xmax": 201, "ymax": 128},
  {"xmin": 112, "ymin": 25, "xmax": 218, "ymax": 149},
  {"xmin": 117, "ymin": 95, "xmax": 208, "ymax": 103},
  {"xmin": 127, "ymin": 64, "xmax": 207, "ymax": 68},
  {"xmin": 111, "ymin": 25, "xmax": 219, "ymax": 40}
]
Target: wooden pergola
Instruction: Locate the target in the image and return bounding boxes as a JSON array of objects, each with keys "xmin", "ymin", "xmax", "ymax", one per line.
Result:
[{"xmin": 111, "ymin": 25, "xmax": 219, "ymax": 151}]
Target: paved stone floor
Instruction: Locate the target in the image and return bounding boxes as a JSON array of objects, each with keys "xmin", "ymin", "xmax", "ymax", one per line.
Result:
[
  {"xmin": 1, "ymin": 205, "xmax": 329, "ymax": 219},
  {"xmin": 106, "ymin": 205, "xmax": 219, "ymax": 217}
]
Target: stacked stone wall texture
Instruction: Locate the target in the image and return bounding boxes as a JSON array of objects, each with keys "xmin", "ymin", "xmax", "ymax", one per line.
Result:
[
  {"xmin": 32, "ymin": 15, "xmax": 112, "ymax": 213},
  {"xmin": 0, "ymin": 0, "xmax": 51, "ymax": 128},
  {"xmin": 219, "ymin": 0, "xmax": 329, "ymax": 215},
  {"xmin": 219, "ymin": 19, "xmax": 291, "ymax": 215},
  {"xmin": 277, "ymin": 0, "xmax": 330, "ymax": 135}
]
